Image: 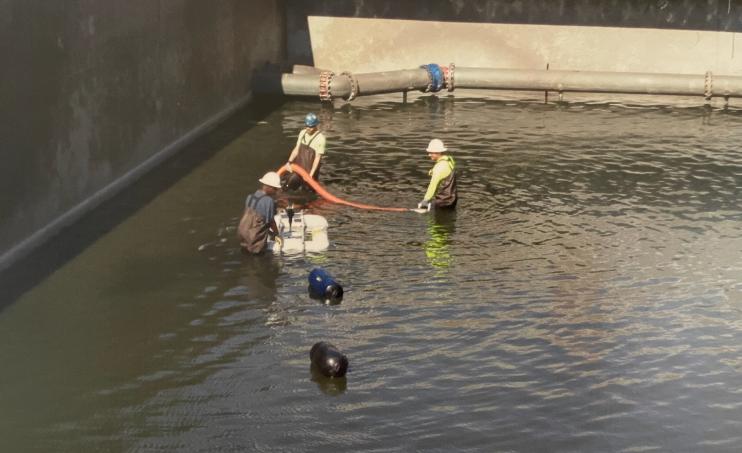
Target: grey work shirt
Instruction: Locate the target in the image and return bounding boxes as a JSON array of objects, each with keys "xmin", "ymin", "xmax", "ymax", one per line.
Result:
[{"xmin": 245, "ymin": 190, "xmax": 276, "ymax": 223}]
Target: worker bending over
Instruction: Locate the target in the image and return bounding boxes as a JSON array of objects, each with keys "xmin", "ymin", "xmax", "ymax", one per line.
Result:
[
  {"xmin": 283, "ymin": 112, "xmax": 326, "ymax": 190},
  {"xmin": 418, "ymin": 139, "xmax": 458, "ymax": 211},
  {"xmin": 238, "ymin": 172, "xmax": 283, "ymax": 254}
]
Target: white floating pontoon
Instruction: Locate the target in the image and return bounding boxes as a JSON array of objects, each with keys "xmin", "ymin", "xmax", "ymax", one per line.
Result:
[{"xmin": 268, "ymin": 209, "xmax": 329, "ymax": 254}]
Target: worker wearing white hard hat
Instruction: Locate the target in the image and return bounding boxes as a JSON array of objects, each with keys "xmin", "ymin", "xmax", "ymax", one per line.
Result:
[
  {"xmin": 417, "ymin": 139, "xmax": 458, "ymax": 211},
  {"xmin": 258, "ymin": 171, "xmax": 282, "ymax": 189},
  {"xmin": 238, "ymin": 172, "xmax": 283, "ymax": 253}
]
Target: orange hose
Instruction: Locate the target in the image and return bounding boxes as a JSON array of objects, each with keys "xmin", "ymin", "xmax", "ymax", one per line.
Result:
[{"xmin": 277, "ymin": 164, "xmax": 412, "ymax": 212}]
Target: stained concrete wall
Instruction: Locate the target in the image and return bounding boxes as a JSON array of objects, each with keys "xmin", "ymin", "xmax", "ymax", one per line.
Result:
[
  {"xmin": 286, "ymin": 0, "xmax": 742, "ymax": 74},
  {"xmin": 0, "ymin": 0, "xmax": 285, "ymax": 269}
]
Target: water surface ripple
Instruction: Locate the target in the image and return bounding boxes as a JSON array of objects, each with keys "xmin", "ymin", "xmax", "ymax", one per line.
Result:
[{"xmin": 2, "ymin": 97, "xmax": 742, "ymax": 452}]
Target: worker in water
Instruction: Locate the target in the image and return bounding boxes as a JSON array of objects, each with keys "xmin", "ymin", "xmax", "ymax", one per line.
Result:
[
  {"xmin": 238, "ymin": 171, "xmax": 283, "ymax": 254},
  {"xmin": 283, "ymin": 112, "xmax": 326, "ymax": 190},
  {"xmin": 418, "ymin": 138, "xmax": 458, "ymax": 211}
]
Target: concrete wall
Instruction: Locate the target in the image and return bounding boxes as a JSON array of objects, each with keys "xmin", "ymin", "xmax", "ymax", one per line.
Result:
[
  {"xmin": 4, "ymin": 0, "xmax": 742, "ymax": 269},
  {"xmin": 286, "ymin": 0, "xmax": 742, "ymax": 74},
  {"xmin": 0, "ymin": 0, "xmax": 285, "ymax": 269}
]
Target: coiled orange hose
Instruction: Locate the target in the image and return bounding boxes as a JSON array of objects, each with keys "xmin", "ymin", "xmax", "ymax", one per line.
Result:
[{"xmin": 277, "ymin": 164, "xmax": 412, "ymax": 212}]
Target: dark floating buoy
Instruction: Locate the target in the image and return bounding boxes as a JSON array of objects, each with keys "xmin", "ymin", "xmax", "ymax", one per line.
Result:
[
  {"xmin": 308, "ymin": 267, "xmax": 343, "ymax": 303},
  {"xmin": 310, "ymin": 341, "xmax": 349, "ymax": 378}
]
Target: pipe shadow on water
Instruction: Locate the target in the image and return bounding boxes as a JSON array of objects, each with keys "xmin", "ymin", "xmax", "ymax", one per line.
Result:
[{"xmin": 0, "ymin": 99, "xmax": 284, "ymax": 311}]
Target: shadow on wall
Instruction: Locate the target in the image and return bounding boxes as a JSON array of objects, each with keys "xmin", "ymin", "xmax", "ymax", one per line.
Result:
[
  {"xmin": 0, "ymin": 99, "xmax": 283, "ymax": 311},
  {"xmin": 285, "ymin": 0, "xmax": 742, "ymax": 66}
]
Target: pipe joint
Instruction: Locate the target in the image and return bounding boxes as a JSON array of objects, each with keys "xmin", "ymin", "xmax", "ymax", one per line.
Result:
[
  {"xmin": 420, "ymin": 64, "xmax": 445, "ymax": 92},
  {"xmin": 341, "ymin": 71, "xmax": 359, "ymax": 101},
  {"xmin": 445, "ymin": 63, "xmax": 456, "ymax": 92},
  {"xmin": 319, "ymin": 71, "xmax": 335, "ymax": 102}
]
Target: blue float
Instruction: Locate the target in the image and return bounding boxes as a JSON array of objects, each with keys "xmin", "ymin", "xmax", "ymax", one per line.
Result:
[{"xmin": 308, "ymin": 267, "xmax": 343, "ymax": 302}]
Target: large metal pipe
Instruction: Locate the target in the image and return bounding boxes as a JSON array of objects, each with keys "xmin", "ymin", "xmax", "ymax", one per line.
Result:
[
  {"xmin": 354, "ymin": 70, "xmax": 431, "ymax": 95},
  {"xmin": 276, "ymin": 73, "xmax": 344, "ymax": 97},
  {"xmin": 270, "ymin": 69, "xmax": 429, "ymax": 99},
  {"xmin": 455, "ymin": 68, "xmax": 740, "ymax": 97},
  {"xmin": 257, "ymin": 66, "xmax": 742, "ymax": 101}
]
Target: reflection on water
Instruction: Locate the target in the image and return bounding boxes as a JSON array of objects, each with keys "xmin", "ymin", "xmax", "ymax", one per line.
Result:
[
  {"xmin": 425, "ymin": 210, "xmax": 456, "ymax": 271},
  {"xmin": 310, "ymin": 365, "xmax": 348, "ymax": 396},
  {"xmin": 2, "ymin": 94, "xmax": 742, "ymax": 452}
]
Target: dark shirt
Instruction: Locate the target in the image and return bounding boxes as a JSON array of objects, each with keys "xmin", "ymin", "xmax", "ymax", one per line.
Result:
[{"xmin": 245, "ymin": 190, "xmax": 276, "ymax": 223}]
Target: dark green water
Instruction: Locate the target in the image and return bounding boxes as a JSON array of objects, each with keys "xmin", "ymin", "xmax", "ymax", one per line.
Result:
[{"xmin": 2, "ymin": 95, "xmax": 742, "ymax": 452}]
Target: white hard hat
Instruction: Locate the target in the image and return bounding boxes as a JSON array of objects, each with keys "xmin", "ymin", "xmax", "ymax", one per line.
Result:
[
  {"xmin": 426, "ymin": 138, "xmax": 447, "ymax": 153},
  {"xmin": 259, "ymin": 171, "xmax": 282, "ymax": 189}
]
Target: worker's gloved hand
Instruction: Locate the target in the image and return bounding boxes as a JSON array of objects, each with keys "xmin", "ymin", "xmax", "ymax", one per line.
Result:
[
  {"xmin": 417, "ymin": 200, "xmax": 431, "ymax": 211},
  {"xmin": 285, "ymin": 162, "xmax": 293, "ymax": 173},
  {"xmin": 274, "ymin": 235, "xmax": 283, "ymax": 248}
]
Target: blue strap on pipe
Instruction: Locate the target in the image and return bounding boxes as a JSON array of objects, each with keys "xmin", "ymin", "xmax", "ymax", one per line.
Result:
[{"xmin": 420, "ymin": 64, "xmax": 444, "ymax": 92}]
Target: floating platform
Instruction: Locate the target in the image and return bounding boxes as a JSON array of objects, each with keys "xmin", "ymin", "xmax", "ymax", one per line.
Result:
[{"xmin": 269, "ymin": 209, "xmax": 329, "ymax": 254}]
